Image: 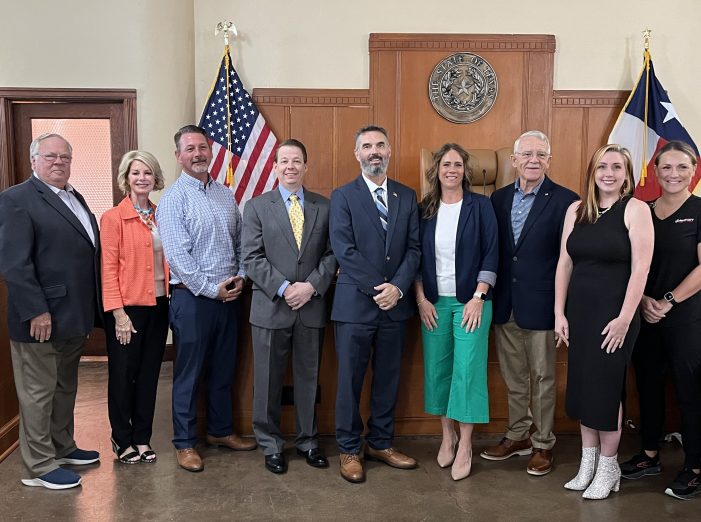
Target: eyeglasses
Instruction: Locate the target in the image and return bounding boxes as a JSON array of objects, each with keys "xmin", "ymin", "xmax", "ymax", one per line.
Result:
[
  {"xmin": 36, "ymin": 153, "xmax": 73, "ymax": 163},
  {"xmin": 515, "ymin": 151, "xmax": 550, "ymax": 161}
]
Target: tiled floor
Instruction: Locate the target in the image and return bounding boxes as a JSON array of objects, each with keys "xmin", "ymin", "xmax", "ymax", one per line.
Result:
[{"xmin": 0, "ymin": 362, "xmax": 697, "ymax": 521}]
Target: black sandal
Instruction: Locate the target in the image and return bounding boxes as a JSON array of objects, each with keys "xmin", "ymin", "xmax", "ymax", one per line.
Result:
[
  {"xmin": 111, "ymin": 438, "xmax": 140, "ymax": 464},
  {"xmin": 138, "ymin": 445, "xmax": 157, "ymax": 463}
]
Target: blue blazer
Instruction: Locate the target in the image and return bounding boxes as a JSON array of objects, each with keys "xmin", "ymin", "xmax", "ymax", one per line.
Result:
[
  {"xmin": 419, "ymin": 190, "xmax": 498, "ymax": 303},
  {"xmin": 490, "ymin": 176, "xmax": 578, "ymax": 330},
  {"xmin": 330, "ymin": 175, "xmax": 420, "ymax": 323}
]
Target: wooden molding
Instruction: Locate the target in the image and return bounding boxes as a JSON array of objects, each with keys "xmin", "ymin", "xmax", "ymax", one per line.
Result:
[
  {"xmin": 252, "ymin": 89, "xmax": 370, "ymax": 106},
  {"xmin": 0, "ymin": 415, "xmax": 19, "ymax": 463},
  {"xmin": 369, "ymin": 33, "xmax": 556, "ymax": 52},
  {"xmin": 553, "ymin": 90, "xmax": 629, "ymax": 107},
  {"xmin": 0, "ymin": 87, "xmax": 136, "ymax": 101}
]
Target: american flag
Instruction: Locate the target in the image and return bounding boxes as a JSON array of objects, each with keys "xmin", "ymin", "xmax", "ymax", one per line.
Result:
[{"xmin": 199, "ymin": 48, "xmax": 278, "ymax": 209}]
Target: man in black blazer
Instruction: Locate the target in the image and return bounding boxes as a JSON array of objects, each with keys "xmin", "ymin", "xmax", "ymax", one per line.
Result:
[
  {"xmin": 481, "ymin": 131, "xmax": 578, "ymax": 476},
  {"xmin": 243, "ymin": 139, "xmax": 336, "ymax": 474},
  {"xmin": 330, "ymin": 125, "xmax": 421, "ymax": 483},
  {"xmin": 0, "ymin": 134, "xmax": 101, "ymax": 490}
]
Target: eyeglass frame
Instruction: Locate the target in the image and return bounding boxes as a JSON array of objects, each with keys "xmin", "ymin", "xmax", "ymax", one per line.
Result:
[
  {"xmin": 35, "ymin": 153, "xmax": 73, "ymax": 163},
  {"xmin": 513, "ymin": 151, "xmax": 551, "ymax": 161}
]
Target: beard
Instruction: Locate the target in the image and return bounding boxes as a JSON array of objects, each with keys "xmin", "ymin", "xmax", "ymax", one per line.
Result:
[
  {"xmin": 360, "ymin": 154, "xmax": 389, "ymax": 177},
  {"xmin": 190, "ymin": 158, "xmax": 210, "ymax": 174}
]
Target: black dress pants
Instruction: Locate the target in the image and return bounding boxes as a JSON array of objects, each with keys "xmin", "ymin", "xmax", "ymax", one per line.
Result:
[
  {"xmin": 106, "ymin": 297, "xmax": 169, "ymax": 451},
  {"xmin": 633, "ymin": 319, "xmax": 701, "ymax": 468}
]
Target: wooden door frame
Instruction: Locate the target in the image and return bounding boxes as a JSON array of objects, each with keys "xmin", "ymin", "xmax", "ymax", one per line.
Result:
[{"xmin": 0, "ymin": 88, "xmax": 137, "ymax": 191}]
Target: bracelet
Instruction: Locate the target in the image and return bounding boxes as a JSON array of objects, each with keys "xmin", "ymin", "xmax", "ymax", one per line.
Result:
[
  {"xmin": 116, "ymin": 317, "xmax": 130, "ymax": 327},
  {"xmin": 416, "ymin": 297, "xmax": 427, "ymax": 306}
]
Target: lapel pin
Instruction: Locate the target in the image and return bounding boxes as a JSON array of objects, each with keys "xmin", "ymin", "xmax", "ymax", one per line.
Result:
[{"xmin": 393, "ymin": 192, "xmax": 398, "ymax": 197}]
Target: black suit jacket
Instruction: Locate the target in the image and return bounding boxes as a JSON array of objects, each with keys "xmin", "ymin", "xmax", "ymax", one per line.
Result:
[
  {"xmin": 490, "ymin": 176, "xmax": 578, "ymax": 330},
  {"xmin": 0, "ymin": 176, "xmax": 101, "ymax": 342}
]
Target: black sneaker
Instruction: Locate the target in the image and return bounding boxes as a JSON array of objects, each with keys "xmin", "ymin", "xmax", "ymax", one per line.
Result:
[
  {"xmin": 665, "ymin": 467, "xmax": 701, "ymax": 500},
  {"xmin": 620, "ymin": 451, "xmax": 662, "ymax": 479}
]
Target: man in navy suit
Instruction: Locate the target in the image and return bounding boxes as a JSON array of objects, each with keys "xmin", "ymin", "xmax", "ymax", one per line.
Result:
[
  {"xmin": 0, "ymin": 134, "xmax": 101, "ymax": 490},
  {"xmin": 330, "ymin": 125, "xmax": 420, "ymax": 483},
  {"xmin": 480, "ymin": 130, "xmax": 578, "ymax": 476}
]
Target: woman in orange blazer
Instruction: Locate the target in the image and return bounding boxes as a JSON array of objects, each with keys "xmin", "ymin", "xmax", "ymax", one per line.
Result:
[{"xmin": 101, "ymin": 150, "xmax": 169, "ymax": 464}]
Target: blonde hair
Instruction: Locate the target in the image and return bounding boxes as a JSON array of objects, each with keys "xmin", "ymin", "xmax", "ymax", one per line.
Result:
[
  {"xmin": 117, "ymin": 150, "xmax": 165, "ymax": 195},
  {"xmin": 576, "ymin": 144, "xmax": 634, "ymax": 224}
]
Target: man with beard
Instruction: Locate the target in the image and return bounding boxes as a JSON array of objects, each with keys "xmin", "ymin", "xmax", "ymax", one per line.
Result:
[
  {"xmin": 330, "ymin": 125, "xmax": 421, "ymax": 483},
  {"xmin": 156, "ymin": 125, "xmax": 256, "ymax": 472}
]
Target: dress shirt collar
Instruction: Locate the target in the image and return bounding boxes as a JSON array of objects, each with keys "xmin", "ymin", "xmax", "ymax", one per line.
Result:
[
  {"xmin": 178, "ymin": 171, "xmax": 213, "ymax": 191},
  {"xmin": 33, "ymin": 172, "xmax": 76, "ymax": 194},
  {"xmin": 514, "ymin": 175, "xmax": 545, "ymax": 197},
  {"xmin": 278, "ymin": 184, "xmax": 305, "ymax": 206},
  {"xmin": 361, "ymin": 173, "xmax": 388, "ymax": 195}
]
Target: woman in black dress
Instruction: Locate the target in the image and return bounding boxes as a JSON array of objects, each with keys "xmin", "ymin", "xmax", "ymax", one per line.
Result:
[
  {"xmin": 619, "ymin": 141, "xmax": 701, "ymax": 500},
  {"xmin": 554, "ymin": 144, "xmax": 653, "ymax": 499}
]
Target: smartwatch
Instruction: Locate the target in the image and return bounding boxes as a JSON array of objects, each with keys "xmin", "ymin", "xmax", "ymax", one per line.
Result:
[
  {"xmin": 664, "ymin": 292, "xmax": 677, "ymax": 305},
  {"xmin": 473, "ymin": 291, "xmax": 487, "ymax": 301}
]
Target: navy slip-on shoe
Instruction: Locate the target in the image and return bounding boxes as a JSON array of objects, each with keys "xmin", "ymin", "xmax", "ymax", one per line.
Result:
[
  {"xmin": 21, "ymin": 468, "xmax": 81, "ymax": 490},
  {"xmin": 56, "ymin": 448, "xmax": 100, "ymax": 465}
]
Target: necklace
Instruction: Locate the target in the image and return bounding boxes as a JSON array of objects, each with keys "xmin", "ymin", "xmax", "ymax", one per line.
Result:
[
  {"xmin": 596, "ymin": 205, "xmax": 612, "ymax": 218},
  {"xmin": 134, "ymin": 203, "xmax": 154, "ymax": 229}
]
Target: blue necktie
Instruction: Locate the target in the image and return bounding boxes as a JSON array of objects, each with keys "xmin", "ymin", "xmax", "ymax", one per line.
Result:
[{"xmin": 375, "ymin": 187, "xmax": 388, "ymax": 232}]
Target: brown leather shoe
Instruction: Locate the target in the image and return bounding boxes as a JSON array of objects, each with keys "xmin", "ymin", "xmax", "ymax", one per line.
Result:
[
  {"xmin": 527, "ymin": 448, "xmax": 553, "ymax": 475},
  {"xmin": 480, "ymin": 437, "xmax": 532, "ymax": 461},
  {"xmin": 206, "ymin": 434, "xmax": 257, "ymax": 451},
  {"xmin": 339, "ymin": 453, "xmax": 365, "ymax": 483},
  {"xmin": 364, "ymin": 446, "xmax": 417, "ymax": 469},
  {"xmin": 176, "ymin": 448, "xmax": 203, "ymax": 472}
]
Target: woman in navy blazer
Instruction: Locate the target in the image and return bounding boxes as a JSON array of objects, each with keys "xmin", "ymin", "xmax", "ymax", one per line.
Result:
[{"xmin": 415, "ymin": 143, "xmax": 498, "ymax": 481}]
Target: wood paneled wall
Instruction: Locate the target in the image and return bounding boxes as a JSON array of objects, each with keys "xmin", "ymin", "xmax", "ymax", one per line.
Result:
[
  {"xmin": 0, "ymin": 278, "xmax": 19, "ymax": 461},
  {"xmin": 245, "ymin": 35, "xmax": 645, "ymax": 436}
]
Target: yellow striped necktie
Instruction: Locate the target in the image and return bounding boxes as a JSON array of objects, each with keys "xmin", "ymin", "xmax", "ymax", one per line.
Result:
[{"xmin": 288, "ymin": 193, "xmax": 304, "ymax": 248}]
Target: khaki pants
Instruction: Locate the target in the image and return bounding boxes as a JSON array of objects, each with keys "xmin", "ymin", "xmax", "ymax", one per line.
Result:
[
  {"xmin": 493, "ymin": 315, "xmax": 556, "ymax": 450},
  {"xmin": 10, "ymin": 336, "xmax": 85, "ymax": 477}
]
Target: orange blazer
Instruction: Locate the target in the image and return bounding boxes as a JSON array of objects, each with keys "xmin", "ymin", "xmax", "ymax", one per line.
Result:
[{"xmin": 101, "ymin": 197, "xmax": 169, "ymax": 312}]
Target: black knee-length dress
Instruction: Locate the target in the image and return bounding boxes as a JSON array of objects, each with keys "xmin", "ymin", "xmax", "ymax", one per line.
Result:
[{"xmin": 565, "ymin": 197, "xmax": 640, "ymax": 431}]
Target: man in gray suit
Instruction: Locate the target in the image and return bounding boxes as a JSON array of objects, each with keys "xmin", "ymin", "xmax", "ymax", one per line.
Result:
[
  {"xmin": 0, "ymin": 134, "xmax": 101, "ymax": 490},
  {"xmin": 243, "ymin": 139, "xmax": 337, "ymax": 474}
]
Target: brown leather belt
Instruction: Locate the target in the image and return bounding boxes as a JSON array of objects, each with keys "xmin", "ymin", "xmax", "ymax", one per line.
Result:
[{"xmin": 173, "ymin": 284, "xmax": 187, "ymax": 289}]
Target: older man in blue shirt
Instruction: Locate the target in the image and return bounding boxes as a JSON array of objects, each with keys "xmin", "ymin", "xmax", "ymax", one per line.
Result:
[{"xmin": 156, "ymin": 125, "xmax": 256, "ymax": 472}]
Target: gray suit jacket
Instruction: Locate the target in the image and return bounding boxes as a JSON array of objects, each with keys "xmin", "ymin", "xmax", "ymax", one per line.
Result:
[
  {"xmin": 242, "ymin": 187, "xmax": 336, "ymax": 329},
  {"xmin": 0, "ymin": 176, "xmax": 102, "ymax": 342}
]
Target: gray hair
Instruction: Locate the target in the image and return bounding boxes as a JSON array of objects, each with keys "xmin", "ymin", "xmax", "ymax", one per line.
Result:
[
  {"xmin": 513, "ymin": 130, "xmax": 551, "ymax": 154},
  {"xmin": 354, "ymin": 125, "xmax": 389, "ymax": 150},
  {"xmin": 117, "ymin": 150, "xmax": 165, "ymax": 195},
  {"xmin": 29, "ymin": 133, "xmax": 73, "ymax": 161}
]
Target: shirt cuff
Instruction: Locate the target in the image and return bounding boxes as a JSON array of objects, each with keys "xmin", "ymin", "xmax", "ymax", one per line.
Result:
[
  {"xmin": 477, "ymin": 270, "xmax": 497, "ymax": 288},
  {"xmin": 277, "ymin": 280, "xmax": 291, "ymax": 297}
]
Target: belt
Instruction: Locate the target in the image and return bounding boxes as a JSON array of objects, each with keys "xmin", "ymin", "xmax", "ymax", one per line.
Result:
[{"xmin": 173, "ymin": 284, "xmax": 188, "ymax": 290}]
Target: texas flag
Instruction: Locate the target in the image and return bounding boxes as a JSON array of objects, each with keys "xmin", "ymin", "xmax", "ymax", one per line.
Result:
[{"xmin": 608, "ymin": 49, "xmax": 701, "ymax": 201}]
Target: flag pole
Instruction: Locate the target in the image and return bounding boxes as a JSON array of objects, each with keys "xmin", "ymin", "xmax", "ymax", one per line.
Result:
[
  {"xmin": 640, "ymin": 28, "xmax": 652, "ymax": 187},
  {"xmin": 215, "ymin": 21, "xmax": 238, "ymax": 186}
]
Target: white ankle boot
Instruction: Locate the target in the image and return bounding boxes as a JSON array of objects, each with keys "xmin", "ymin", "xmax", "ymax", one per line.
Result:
[
  {"xmin": 582, "ymin": 454, "xmax": 621, "ymax": 499},
  {"xmin": 564, "ymin": 447, "xmax": 599, "ymax": 490}
]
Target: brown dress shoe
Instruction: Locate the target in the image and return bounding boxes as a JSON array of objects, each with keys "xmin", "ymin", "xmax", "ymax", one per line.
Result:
[
  {"xmin": 339, "ymin": 453, "xmax": 365, "ymax": 483},
  {"xmin": 480, "ymin": 437, "xmax": 532, "ymax": 461},
  {"xmin": 176, "ymin": 448, "xmax": 203, "ymax": 472},
  {"xmin": 206, "ymin": 434, "xmax": 257, "ymax": 451},
  {"xmin": 527, "ymin": 448, "xmax": 553, "ymax": 476},
  {"xmin": 364, "ymin": 446, "xmax": 417, "ymax": 469}
]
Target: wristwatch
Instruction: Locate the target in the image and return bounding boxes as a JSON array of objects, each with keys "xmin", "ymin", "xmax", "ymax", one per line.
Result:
[
  {"xmin": 473, "ymin": 291, "xmax": 487, "ymax": 301},
  {"xmin": 664, "ymin": 291, "xmax": 677, "ymax": 305}
]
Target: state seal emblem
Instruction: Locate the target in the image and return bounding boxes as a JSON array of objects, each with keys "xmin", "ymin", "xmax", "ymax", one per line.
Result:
[{"xmin": 428, "ymin": 52, "xmax": 498, "ymax": 123}]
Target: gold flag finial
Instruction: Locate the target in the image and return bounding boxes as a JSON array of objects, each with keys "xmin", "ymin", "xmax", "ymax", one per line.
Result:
[
  {"xmin": 642, "ymin": 28, "xmax": 652, "ymax": 51},
  {"xmin": 215, "ymin": 21, "xmax": 238, "ymax": 47}
]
